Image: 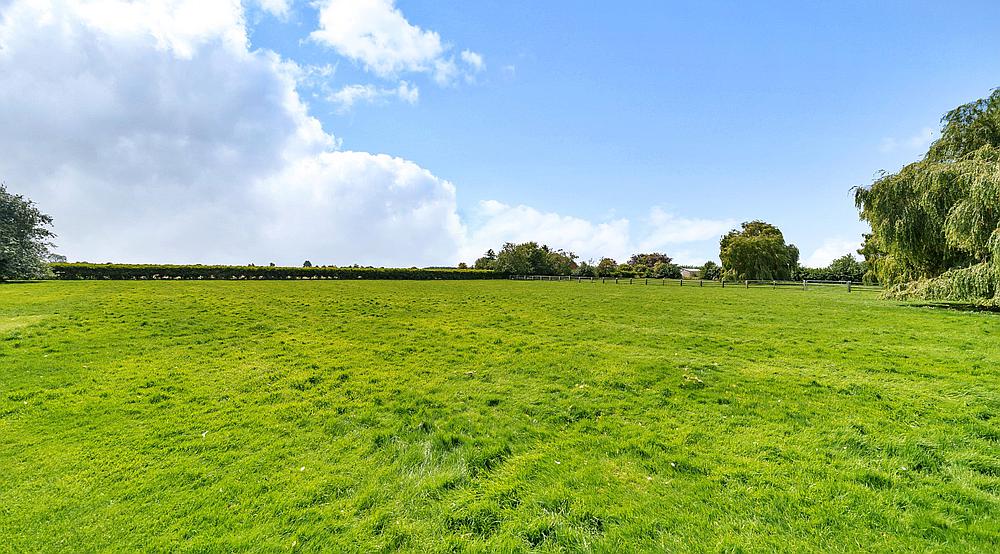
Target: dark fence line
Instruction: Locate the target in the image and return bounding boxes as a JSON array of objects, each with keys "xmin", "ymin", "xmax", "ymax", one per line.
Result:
[
  {"xmin": 50, "ymin": 263, "xmax": 499, "ymax": 281},
  {"xmin": 511, "ymin": 275, "xmax": 881, "ymax": 292}
]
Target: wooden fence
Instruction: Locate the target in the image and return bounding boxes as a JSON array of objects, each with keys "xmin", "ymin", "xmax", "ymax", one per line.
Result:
[{"xmin": 510, "ymin": 275, "xmax": 880, "ymax": 292}]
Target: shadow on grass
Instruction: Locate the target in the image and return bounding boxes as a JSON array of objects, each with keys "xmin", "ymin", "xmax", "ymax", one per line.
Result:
[
  {"xmin": 0, "ymin": 280, "xmax": 46, "ymax": 286},
  {"xmin": 905, "ymin": 301, "xmax": 1000, "ymax": 313}
]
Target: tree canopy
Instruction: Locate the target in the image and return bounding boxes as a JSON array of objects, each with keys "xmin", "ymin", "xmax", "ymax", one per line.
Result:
[
  {"xmin": 470, "ymin": 246, "xmax": 690, "ymax": 279},
  {"xmin": 854, "ymin": 89, "xmax": 1000, "ymax": 304},
  {"xmin": 719, "ymin": 220, "xmax": 799, "ymax": 281},
  {"xmin": 0, "ymin": 184, "xmax": 56, "ymax": 281},
  {"xmin": 476, "ymin": 242, "xmax": 578, "ymax": 275},
  {"xmin": 626, "ymin": 252, "xmax": 681, "ymax": 279},
  {"xmin": 795, "ymin": 254, "xmax": 867, "ymax": 283},
  {"xmin": 700, "ymin": 261, "xmax": 721, "ymax": 280}
]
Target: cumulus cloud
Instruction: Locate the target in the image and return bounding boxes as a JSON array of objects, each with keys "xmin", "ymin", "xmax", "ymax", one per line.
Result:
[
  {"xmin": 255, "ymin": 151, "xmax": 463, "ymax": 266},
  {"xmin": 328, "ymin": 81, "xmax": 418, "ymax": 112},
  {"xmin": 0, "ymin": 0, "xmax": 460, "ymax": 266},
  {"xmin": 637, "ymin": 207, "xmax": 735, "ymax": 251},
  {"xmin": 460, "ymin": 201, "xmax": 732, "ymax": 265},
  {"xmin": 804, "ymin": 238, "xmax": 861, "ymax": 267},
  {"xmin": 310, "ymin": 0, "xmax": 482, "ymax": 85},
  {"xmin": 461, "ymin": 201, "xmax": 631, "ymax": 263},
  {"xmin": 0, "ymin": 0, "xmax": 729, "ymax": 268}
]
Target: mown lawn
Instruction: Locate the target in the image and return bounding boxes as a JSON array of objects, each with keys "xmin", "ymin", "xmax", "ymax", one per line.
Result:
[{"xmin": 1, "ymin": 280, "xmax": 998, "ymax": 552}]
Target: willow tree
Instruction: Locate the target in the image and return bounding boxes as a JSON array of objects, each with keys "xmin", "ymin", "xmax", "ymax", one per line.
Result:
[
  {"xmin": 854, "ymin": 89, "xmax": 1000, "ymax": 304},
  {"xmin": 719, "ymin": 220, "xmax": 799, "ymax": 281}
]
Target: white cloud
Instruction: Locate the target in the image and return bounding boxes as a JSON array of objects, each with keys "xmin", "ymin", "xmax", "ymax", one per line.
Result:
[
  {"xmin": 637, "ymin": 207, "xmax": 735, "ymax": 251},
  {"xmin": 310, "ymin": 0, "xmax": 482, "ymax": 85},
  {"xmin": 328, "ymin": 80, "xmax": 418, "ymax": 111},
  {"xmin": 879, "ymin": 126, "xmax": 937, "ymax": 154},
  {"xmin": 460, "ymin": 49, "xmax": 484, "ymax": 72},
  {"xmin": 461, "ymin": 202, "xmax": 732, "ymax": 265},
  {"xmin": 0, "ymin": 0, "xmax": 460, "ymax": 266},
  {"xmin": 255, "ymin": 151, "xmax": 463, "ymax": 265},
  {"xmin": 462, "ymin": 201, "xmax": 631, "ymax": 263},
  {"xmin": 254, "ymin": 0, "xmax": 291, "ymax": 18},
  {"xmin": 804, "ymin": 238, "xmax": 861, "ymax": 268}
]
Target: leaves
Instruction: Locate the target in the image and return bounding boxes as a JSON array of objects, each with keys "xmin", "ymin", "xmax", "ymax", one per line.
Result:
[
  {"xmin": 719, "ymin": 220, "xmax": 799, "ymax": 281},
  {"xmin": 0, "ymin": 183, "xmax": 56, "ymax": 280},
  {"xmin": 855, "ymin": 89, "xmax": 1000, "ymax": 303}
]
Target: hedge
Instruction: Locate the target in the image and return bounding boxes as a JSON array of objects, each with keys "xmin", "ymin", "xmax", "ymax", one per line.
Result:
[
  {"xmin": 792, "ymin": 266, "xmax": 868, "ymax": 283},
  {"xmin": 50, "ymin": 263, "xmax": 500, "ymax": 281}
]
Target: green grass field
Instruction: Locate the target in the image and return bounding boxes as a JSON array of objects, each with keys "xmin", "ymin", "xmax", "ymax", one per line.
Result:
[{"xmin": 2, "ymin": 281, "xmax": 998, "ymax": 552}]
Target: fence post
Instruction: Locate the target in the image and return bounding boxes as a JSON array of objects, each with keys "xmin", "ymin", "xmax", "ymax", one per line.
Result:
[
  {"xmin": 700, "ymin": 280, "xmax": 703, "ymax": 287},
  {"xmin": 803, "ymin": 280, "xmax": 807, "ymax": 290},
  {"xmin": 847, "ymin": 282, "xmax": 852, "ymax": 293},
  {"xmin": 680, "ymin": 279, "xmax": 683, "ymax": 286},
  {"xmin": 644, "ymin": 278, "xmax": 648, "ymax": 285},
  {"xmin": 629, "ymin": 278, "xmax": 633, "ymax": 285},
  {"xmin": 772, "ymin": 280, "xmax": 776, "ymax": 289},
  {"xmin": 722, "ymin": 279, "xmax": 725, "ymax": 288},
  {"xmin": 745, "ymin": 280, "xmax": 749, "ymax": 289},
  {"xmin": 615, "ymin": 278, "xmax": 618, "ymax": 284}
]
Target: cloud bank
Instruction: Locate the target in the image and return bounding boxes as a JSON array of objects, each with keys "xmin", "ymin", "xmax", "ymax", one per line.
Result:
[{"xmin": 0, "ymin": 0, "xmax": 730, "ymax": 267}]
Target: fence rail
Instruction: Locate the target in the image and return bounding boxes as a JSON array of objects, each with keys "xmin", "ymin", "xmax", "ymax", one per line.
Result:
[{"xmin": 510, "ymin": 275, "xmax": 881, "ymax": 292}]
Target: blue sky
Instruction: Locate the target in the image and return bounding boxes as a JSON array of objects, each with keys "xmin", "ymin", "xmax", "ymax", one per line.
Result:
[{"xmin": 2, "ymin": 1, "xmax": 999, "ymax": 266}]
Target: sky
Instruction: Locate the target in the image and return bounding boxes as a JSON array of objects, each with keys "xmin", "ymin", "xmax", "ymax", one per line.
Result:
[{"xmin": 2, "ymin": 0, "xmax": 999, "ymax": 267}]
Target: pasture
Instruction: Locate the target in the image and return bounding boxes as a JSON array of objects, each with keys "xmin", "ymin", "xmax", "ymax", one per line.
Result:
[{"xmin": 1, "ymin": 280, "xmax": 998, "ymax": 551}]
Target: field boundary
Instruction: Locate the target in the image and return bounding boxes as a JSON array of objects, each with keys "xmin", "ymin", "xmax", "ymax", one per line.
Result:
[
  {"xmin": 510, "ymin": 275, "xmax": 881, "ymax": 292},
  {"xmin": 49, "ymin": 263, "xmax": 500, "ymax": 281}
]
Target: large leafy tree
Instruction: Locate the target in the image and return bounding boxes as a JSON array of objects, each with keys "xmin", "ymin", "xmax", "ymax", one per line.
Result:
[
  {"xmin": 700, "ymin": 261, "xmax": 721, "ymax": 280},
  {"xmin": 627, "ymin": 252, "xmax": 672, "ymax": 267},
  {"xmin": 473, "ymin": 249, "xmax": 497, "ymax": 270},
  {"xmin": 492, "ymin": 242, "xmax": 578, "ymax": 275},
  {"xmin": 719, "ymin": 220, "xmax": 799, "ymax": 281},
  {"xmin": 0, "ymin": 184, "xmax": 56, "ymax": 281},
  {"xmin": 626, "ymin": 252, "xmax": 681, "ymax": 278},
  {"xmin": 854, "ymin": 89, "xmax": 1000, "ymax": 303},
  {"xmin": 595, "ymin": 257, "xmax": 617, "ymax": 277}
]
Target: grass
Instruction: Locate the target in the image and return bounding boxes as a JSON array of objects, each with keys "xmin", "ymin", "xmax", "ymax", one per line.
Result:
[{"xmin": 1, "ymin": 280, "xmax": 998, "ymax": 552}]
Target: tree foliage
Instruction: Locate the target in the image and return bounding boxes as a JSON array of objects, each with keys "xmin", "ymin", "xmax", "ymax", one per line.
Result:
[
  {"xmin": 627, "ymin": 252, "xmax": 672, "ymax": 267},
  {"xmin": 700, "ymin": 261, "xmax": 721, "ymax": 280},
  {"xmin": 486, "ymin": 242, "xmax": 578, "ymax": 275},
  {"xmin": 0, "ymin": 184, "xmax": 55, "ymax": 281},
  {"xmin": 719, "ymin": 220, "xmax": 799, "ymax": 281},
  {"xmin": 627, "ymin": 252, "xmax": 681, "ymax": 278},
  {"xmin": 473, "ymin": 249, "xmax": 497, "ymax": 270},
  {"xmin": 595, "ymin": 257, "xmax": 617, "ymax": 277},
  {"xmin": 854, "ymin": 89, "xmax": 1000, "ymax": 303},
  {"xmin": 794, "ymin": 254, "xmax": 867, "ymax": 283}
]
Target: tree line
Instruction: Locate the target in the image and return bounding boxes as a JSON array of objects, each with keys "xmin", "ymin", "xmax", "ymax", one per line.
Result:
[
  {"xmin": 471, "ymin": 220, "xmax": 869, "ymax": 283},
  {"xmin": 473, "ymin": 245, "xmax": 687, "ymax": 278}
]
